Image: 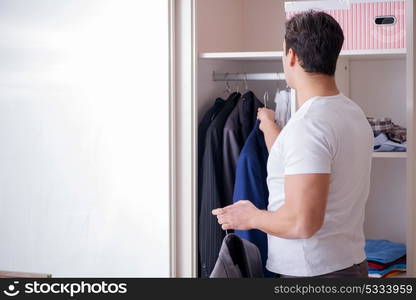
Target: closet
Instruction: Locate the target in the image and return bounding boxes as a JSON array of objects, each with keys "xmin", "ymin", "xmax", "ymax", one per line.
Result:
[{"xmin": 173, "ymin": 0, "xmax": 415, "ymax": 277}]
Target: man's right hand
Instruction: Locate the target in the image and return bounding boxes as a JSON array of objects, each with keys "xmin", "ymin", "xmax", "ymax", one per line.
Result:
[
  {"xmin": 257, "ymin": 107, "xmax": 277, "ymax": 132},
  {"xmin": 257, "ymin": 107, "xmax": 281, "ymax": 151}
]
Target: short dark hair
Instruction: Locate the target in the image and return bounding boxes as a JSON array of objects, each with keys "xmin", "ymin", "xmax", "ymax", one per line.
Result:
[{"xmin": 285, "ymin": 11, "xmax": 344, "ymax": 76}]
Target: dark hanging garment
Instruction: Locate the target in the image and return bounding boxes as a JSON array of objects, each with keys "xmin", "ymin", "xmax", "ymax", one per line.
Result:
[
  {"xmin": 199, "ymin": 92, "xmax": 240, "ymax": 278},
  {"xmin": 198, "ymin": 98, "xmax": 226, "ymax": 214},
  {"xmin": 222, "ymin": 91, "xmax": 263, "ymax": 203},
  {"xmin": 197, "ymin": 97, "xmax": 226, "ymax": 278},
  {"xmin": 232, "ymin": 121, "xmax": 274, "ymax": 277},
  {"xmin": 210, "ymin": 233, "xmax": 264, "ymax": 278}
]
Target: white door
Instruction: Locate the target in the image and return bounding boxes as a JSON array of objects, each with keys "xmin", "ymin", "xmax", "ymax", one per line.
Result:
[{"xmin": 0, "ymin": 0, "xmax": 171, "ymax": 277}]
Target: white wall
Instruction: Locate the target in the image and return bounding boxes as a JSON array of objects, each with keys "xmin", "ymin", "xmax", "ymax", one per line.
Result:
[
  {"xmin": 197, "ymin": 0, "xmax": 244, "ymax": 52},
  {"xmin": 351, "ymin": 59, "xmax": 407, "ymax": 127},
  {"xmin": 197, "ymin": 0, "xmax": 315, "ymax": 53},
  {"xmin": 242, "ymin": 0, "xmax": 287, "ymax": 51},
  {"xmin": 365, "ymin": 159, "xmax": 407, "ymax": 244},
  {"xmin": 0, "ymin": 0, "xmax": 171, "ymax": 277}
]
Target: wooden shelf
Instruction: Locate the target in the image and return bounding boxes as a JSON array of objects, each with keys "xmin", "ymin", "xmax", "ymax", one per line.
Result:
[
  {"xmin": 200, "ymin": 51, "xmax": 284, "ymax": 60},
  {"xmin": 372, "ymin": 152, "xmax": 407, "ymax": 159},
  {"xmin": 200, "ymin": 49, "xmax": 406, "ymax": 61},
  {"xmin": 340, "ymin": 49, "xmax": 407, "ymax": 60}
]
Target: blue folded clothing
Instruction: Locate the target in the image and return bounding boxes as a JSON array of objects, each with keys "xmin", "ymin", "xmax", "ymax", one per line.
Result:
[{"xmin": 365, "ymin": 239, "xmax": 406, "ymax": 264}]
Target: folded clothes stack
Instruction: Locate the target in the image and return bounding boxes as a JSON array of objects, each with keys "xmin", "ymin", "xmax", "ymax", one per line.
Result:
[
  {"xmin": 365, "ymin": 239, "xmax": 406, "ymax": 278},
  {"xmin": 367, "ymin": 117, "xmax": 407, "ymax": 152}
]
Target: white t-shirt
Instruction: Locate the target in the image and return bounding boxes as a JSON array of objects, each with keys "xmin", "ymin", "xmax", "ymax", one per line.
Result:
[{"xmin": 266, "ymin": 93, "xmax": 374, "ymax": 276}]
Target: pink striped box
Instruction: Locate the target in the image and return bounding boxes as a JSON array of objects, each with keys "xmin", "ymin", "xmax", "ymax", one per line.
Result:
[{"xmin": 285, "ymin": 0, "xmax": 406, "ymax": 50}]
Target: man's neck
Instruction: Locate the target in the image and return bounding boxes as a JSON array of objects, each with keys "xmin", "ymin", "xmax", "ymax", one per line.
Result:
[{"xmin": 295, "ymin": 74, "xmax": 340, "ymax": 108}]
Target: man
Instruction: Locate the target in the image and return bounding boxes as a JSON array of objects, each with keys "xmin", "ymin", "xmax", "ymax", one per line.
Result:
[{"xmin": 212, "ymin": 11, "xmax": 373, "ymax": 278}]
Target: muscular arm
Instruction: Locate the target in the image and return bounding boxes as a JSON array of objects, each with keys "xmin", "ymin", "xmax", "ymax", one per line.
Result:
[
  {"xmin": 261, "ymin": 119, "xmax": 281, "ymax": 152},
  {"xmin": 253, "ymin": 173, "xmax": 329, "ymax": 239},
  {"xmin": 213, "ymin": 173, "xmax": 329, "ymax": 239}
]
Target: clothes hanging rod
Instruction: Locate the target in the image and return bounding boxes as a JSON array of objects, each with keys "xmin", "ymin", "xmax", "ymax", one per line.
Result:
[{"xmin": 213, "ymin": 71, "xmax": 286, "ymax": 81}]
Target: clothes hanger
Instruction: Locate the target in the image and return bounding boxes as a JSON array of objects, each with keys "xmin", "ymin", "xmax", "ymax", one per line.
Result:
[
  {"xmin": 235, "ymin": 72, "xmax": 240, "ymax": 93},
  {"xmin": 276, "ymin": 80, "xmax": 280, "ymax": 94},
  {"xmin": 223, "ymin": 73, "xmax": 233, "ymax": 98},
  {"xmin": 263, "ymin": 91, "xmax": 269, "ymax": 108},
  {"xmin": 275, "ymin": 79, "xmax": 281, "ymax": 105},
  {"xmin": 240, "ymin": 73, "xmax": 249, "ymax": 101},
  {"xmin": 243, "ymin": 73, "xmax": 249, "ymax": 92}
]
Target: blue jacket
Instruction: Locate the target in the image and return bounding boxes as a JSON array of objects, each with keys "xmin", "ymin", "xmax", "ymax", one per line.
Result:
[{"xmin": 232, "ymin": 121, "xmax": 273, "ymax": 277}]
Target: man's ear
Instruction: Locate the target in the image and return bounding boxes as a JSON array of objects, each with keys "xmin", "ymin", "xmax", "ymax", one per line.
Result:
[{"xmin": 288, "ymin": 48, "xmax": 297, "ymax": 67}]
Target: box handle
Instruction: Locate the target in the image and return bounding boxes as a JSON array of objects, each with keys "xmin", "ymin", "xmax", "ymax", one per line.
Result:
[{"xmin": 374, "ymin": 16, "xmax": 397, "ymax": 26}]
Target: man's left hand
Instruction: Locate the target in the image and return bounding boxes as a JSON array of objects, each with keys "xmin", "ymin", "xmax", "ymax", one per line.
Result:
[{"xmin": 212, "ymin": 200, "xmax": 260, "ymax": 230}]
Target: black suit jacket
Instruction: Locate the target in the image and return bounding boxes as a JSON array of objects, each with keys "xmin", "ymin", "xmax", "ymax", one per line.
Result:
[
  {"xmin": 222, "ymin": 91, "xmax": 264, "ymax": 203},
  {"xmin": 199, "ymin": 92, "xmax": 240, "ymax": 277},
  {"xmin": 197, "ymin": 98, "xmax": 225, "ymax": 277},
  {"xmin": 198, "ymin": 98, "xmax": 226, "ymax": 213}
]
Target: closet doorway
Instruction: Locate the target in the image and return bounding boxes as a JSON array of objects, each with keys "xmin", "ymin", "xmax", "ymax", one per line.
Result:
[{"xmin": 172, "ymin": 0, "xmax": 416, "ymax": 278}]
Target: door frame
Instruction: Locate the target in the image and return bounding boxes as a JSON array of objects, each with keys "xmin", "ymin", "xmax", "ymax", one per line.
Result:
[
  {"xmin": 406, "ymin": 0, "xmax": 416, "ymax": 277},
  {"xmin": 170, "ymin": 0, "xmax": 197, "ymax": 277}
]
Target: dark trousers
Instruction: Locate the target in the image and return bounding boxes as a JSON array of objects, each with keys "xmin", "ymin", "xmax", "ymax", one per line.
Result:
[{"xmin": 275, "ymin": 260, "xmax": 368, "ymax": 278}]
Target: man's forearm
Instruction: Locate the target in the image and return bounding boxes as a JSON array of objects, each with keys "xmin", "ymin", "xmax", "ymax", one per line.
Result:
[
  {"xmin": 251, "ymin": 205, "xmax": 304, "ymax": 239},
  {"xmin": 261, "ymin": 120, "xmax": 281, "ymax": 152}
]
